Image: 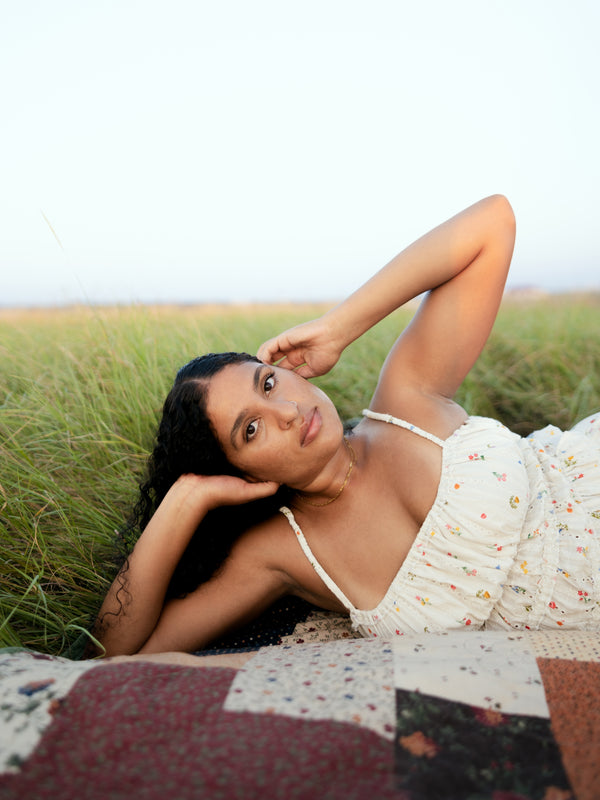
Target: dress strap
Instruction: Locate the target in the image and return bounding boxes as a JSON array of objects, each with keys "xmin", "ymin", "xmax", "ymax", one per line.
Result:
[
  {"xmin": 362, "ymin": 408, "xmax": 445, "ymax": 448},
  {"xmin": 279, "ymin": 506, "xmax": 357, "ymax": 613}
]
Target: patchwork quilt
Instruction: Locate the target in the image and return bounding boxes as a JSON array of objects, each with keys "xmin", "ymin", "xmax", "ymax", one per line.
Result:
[{"xmin": 1, "ymin": 625, "xmax": 599, "ymax": 800}]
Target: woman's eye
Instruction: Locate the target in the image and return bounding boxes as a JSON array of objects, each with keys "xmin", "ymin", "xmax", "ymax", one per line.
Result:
[
  {"xmin": 245, "ymin": 420, "xmax": 259, "ymax": 441},
  {"xmin": 264, "ymin": 374, "xmax": 276, "ymax": 393}
]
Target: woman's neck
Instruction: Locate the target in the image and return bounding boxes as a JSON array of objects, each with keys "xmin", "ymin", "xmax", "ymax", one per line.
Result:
[{"xmin": 294, "ymin": 436, "xmax": 357, "ymax": 508}]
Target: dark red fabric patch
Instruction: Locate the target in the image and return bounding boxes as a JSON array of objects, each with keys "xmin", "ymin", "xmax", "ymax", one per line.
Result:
[{"xmin": 0, "ymin": 662, "xmax": 397, "ymax": 800}]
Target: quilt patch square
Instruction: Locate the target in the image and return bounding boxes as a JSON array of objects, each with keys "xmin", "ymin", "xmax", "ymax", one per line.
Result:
[
  {"xmin": 224, "ymin": 637, "xmax": 396, "ymax": 740},
  {"xmin": 394, "ymin": 690, "xmax": 573, "ymax": 800},
  {"xmin": 393, "ymin": 631, "xmax": 549, "ymax": 718},
  {"xmin": 0, "ymin": 650, "xmax": 99, "ymax": 774}
]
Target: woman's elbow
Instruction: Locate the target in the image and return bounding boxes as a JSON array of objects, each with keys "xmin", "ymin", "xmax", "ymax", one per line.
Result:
[{"xmin": 489, "ymin": 194, "xmax": 516, "ymax": 237}]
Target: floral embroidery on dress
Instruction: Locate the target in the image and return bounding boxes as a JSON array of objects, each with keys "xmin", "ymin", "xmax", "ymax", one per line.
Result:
[{"xmin": 445, "ymin": 524, "xmax": 461, "ymax": 535}]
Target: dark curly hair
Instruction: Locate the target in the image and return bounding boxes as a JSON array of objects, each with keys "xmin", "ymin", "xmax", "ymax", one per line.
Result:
[{"xmin": 118, "ymin": 352, "xmax": 291, "ymax": 601}]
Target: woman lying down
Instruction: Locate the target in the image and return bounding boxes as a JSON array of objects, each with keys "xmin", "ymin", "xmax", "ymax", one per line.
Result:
[{"xmin": 91, "ymin": 195, "xmax": 600, "ymax": 657}]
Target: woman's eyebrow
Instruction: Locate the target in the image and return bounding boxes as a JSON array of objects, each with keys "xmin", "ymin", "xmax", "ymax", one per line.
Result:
[{"xmin": 229, "ymin": 365, "xmax": 264, "ymax": 448}]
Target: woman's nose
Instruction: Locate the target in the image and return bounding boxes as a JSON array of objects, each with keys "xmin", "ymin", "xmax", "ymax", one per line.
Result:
[{"xmin": 275, "ymin": 399, "xmax": 299, "ymax": 428}]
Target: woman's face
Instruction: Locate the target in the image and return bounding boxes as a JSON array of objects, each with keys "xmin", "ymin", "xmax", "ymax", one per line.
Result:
[{"xmin": 205, "ymin": 361, "xmax": 344, "ymax": 489}]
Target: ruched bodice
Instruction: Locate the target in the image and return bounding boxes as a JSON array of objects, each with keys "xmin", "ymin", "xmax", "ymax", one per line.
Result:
[{"xmin": 280, "ymin": 412, "xmax": 600, "ymax": 637}]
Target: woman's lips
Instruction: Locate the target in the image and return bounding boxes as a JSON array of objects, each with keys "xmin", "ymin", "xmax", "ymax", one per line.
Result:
[{"xmin": 301, "ymin": 407, "xmax": 321, "ymax": 446}]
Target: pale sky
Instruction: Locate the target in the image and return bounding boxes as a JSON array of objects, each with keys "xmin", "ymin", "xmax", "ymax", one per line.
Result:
[{"xmin": 1, "ymin": 0, "xmax": 599, "ymax": 307}]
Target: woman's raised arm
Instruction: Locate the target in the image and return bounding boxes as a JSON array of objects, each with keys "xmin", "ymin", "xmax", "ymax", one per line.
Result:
[
  {"xmin": 258, "ymin": 195, "xmax": 516, "ymax": 400},
  {"xmin": 92, "ymin": 474, "xmax": 280, "ymax": 656}
]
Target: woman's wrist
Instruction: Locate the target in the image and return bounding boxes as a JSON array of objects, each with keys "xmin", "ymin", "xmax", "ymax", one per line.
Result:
[{"xmin": 152, "ymin": 475, "xmax": 212, "ymax": 535}]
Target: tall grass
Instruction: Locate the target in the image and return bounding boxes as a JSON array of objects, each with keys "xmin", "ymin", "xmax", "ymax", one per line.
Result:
[{"xmin": 1, "ymin": 295, "xmax": 599, "ymax": 655}]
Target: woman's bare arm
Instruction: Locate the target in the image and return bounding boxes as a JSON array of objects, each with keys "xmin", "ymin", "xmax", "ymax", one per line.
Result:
[
  {"xmin": 258, "ymin": 195, "xmax": 516, "ymax": 401},
  {"xmin": 136, "ymin": 525, "xmax": 291, "ymax": 654},
  {"xmin": 93, "ymin": 473, "xmax": 280, "ymax": 656},
  {"xmin": 370, "ymin": 194, "xmax": 515, "ymax": 406}
]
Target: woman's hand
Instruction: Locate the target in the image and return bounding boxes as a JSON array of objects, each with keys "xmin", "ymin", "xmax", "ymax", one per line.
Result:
[
  {"xmin": 172, "ymin": 472, "xmax": 280, "ymax": 514},
  {"xmin": 257, "ymin": 315, "xmax": 346, "ymax": 378}
]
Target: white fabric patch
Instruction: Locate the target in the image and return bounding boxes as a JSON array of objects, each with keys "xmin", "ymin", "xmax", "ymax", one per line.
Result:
[
  {"xmin": 393, "ymin": 631, "xmax": 549, "ymax": 718},
  {"xmin": 224, "ymin": 637, "xmax": 396, "ymax": 740},
  {"xmin": 0, "ymin": 650, "xmax": 99, "ymax": 773}
]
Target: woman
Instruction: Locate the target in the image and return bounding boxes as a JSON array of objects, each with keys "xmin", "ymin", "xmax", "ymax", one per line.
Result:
[{"xmin": 94, "ymin": 195, "xmax": 600, "ymax": 656}]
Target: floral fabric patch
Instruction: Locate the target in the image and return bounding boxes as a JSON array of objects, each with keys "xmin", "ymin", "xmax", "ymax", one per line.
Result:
[
  {"xmin": 279, "ymin": 609, "xmax": 355, "ymax": 645},
  {"xmin": 224, "ymin": 637, "xmax": 396, "ymax": 740},
  {"xmin": 394, "ymin": 690, "xmax": 572, "ymax": 799},
  {"xmin": 526, "ymin": 629, "xmax": 600, "ymax": 661},
  {"xmin": 0, "ymin": 649, "xmax": 99, "ymax": 773}
]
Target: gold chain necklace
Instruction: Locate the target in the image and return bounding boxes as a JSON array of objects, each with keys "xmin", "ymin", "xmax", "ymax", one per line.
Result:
[{"xmin": 296, "ymin": 438, "xmax": 356, "ymax": 507}]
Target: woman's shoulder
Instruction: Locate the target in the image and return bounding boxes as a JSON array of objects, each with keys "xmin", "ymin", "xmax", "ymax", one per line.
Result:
[
  {"xmin": 230, "ymin": 508, "xmax": 298, "ymax": 572},
  {"xmin": 366, "ymin": 385, "xmax": 469, "ymax": 442},
  {"xmin": 230, "ymin": 507, "xmax": 343, "ymax": 607}
]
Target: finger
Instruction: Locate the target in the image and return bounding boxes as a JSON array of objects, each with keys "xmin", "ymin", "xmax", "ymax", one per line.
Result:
[
  {"xmin": 246, "ymin": 480, "xmax": 280, "ymax": 500},
  {"xmin": 258, "ymin": 330, "xmax": 302, "ymax": 364},
  {"xmin": 257, "ymin": 336, "xmax": 288, "ymax": 364},
  {"xmin": 277, "ymin": 354, "xmax": 309, "ymax": 372},
  {"xmin": 271, "ymin": 355, "xmax": 292, "ymax": 370},
  {"xmin": 257, "ymin": 480, "xmax": 280, "ymax": 494},
  {"xmin": 293, "ymin": 363, "xmax": 321, "ymax": 379},
  {"xmin": 256, "ymin": 339, "xmax": 277, "ymax": 363}
]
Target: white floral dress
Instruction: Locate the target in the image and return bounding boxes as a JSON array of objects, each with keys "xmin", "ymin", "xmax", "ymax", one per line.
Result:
[{"xmin": 280, "ymin": 410, "xmax": 600, "ymax": 637}]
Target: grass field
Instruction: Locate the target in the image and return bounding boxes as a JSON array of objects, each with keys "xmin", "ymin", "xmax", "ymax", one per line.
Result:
[{"xmin": 1, "ymin": 294, "xmax": 599, "ymax": 655}]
